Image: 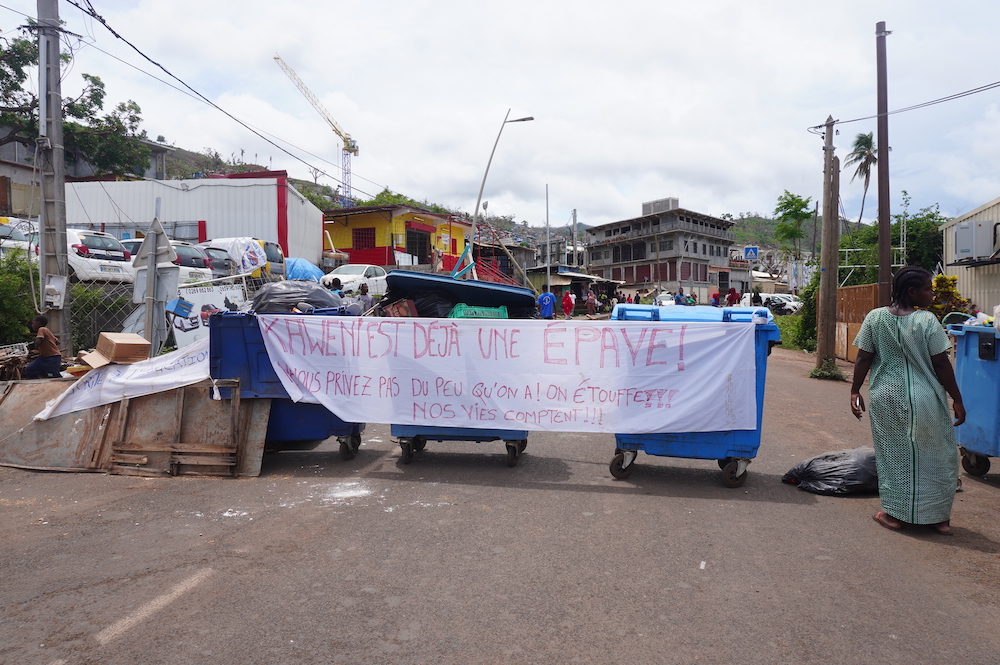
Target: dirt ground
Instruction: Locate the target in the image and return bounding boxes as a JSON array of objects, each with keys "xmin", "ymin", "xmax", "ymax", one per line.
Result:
[{"xmin": 2, "ymin": 346, "xmax": 999, "ymax": 665}]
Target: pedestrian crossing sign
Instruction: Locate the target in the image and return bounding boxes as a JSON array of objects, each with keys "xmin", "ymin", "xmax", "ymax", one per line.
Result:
[{"xmin": 743, "ymin": 246, "xmax": 759, "ymax": 260}]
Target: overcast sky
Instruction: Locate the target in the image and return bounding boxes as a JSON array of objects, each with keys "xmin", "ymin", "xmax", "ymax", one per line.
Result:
[{"xmin": 4, "ymin": 0, "xmax": 1000, "ymax": 230}]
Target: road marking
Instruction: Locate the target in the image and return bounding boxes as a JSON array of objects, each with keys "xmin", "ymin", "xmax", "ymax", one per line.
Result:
[{"xmin": 94, "ymin": 568, "xmax": 214, "ymax": 645}]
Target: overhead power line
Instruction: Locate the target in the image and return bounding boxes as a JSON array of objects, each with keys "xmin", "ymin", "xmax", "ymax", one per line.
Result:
[
  {"xmin": 63, "ymin": 0, "xmax": 384, "ymax": 199},
  {"xmin": 810, "ymin": 77, "xmax": 1000, "ymax": 131}
]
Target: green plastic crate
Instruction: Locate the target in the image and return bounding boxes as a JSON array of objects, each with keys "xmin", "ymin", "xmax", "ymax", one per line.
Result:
[{"xmin": 447, "ymin": 303, "xmax": 509, "ymax": 319}]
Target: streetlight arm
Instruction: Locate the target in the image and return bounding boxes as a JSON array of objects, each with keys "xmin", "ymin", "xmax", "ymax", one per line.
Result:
[{"xmin": 471, "ymin": 109, "xmax": 512, "ymax": 243}]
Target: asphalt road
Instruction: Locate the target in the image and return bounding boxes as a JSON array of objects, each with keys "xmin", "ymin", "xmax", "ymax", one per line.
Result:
[{"xmin": 2, "ymin": 347, "xmax": 999, "ymax": 664}]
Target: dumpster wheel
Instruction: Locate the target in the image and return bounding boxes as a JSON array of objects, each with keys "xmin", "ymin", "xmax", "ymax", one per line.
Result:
[
  {"xmin": 516, "ymin": 439, "xmax": 527, "ymax": 454},
  {"xmin": 400, "ymin": 438, "xmax": 414, "ymax": 464},
  {"xmin": 338, "ymin": 433, "xmax": 361, "ymax": 461},
  {"xmin": 505, "ymin": 442, "xmax": 520, "ymax": 467},
  {"xmin": 721, "ymin": 460, "xmax": 748, "ymax": 488},
  {"xmin": 960, "ymin": 448, "xmax": 990, "ymax": 476},
  {"xmin": 609, "ymin": 451, "xmax": 635, "ymax": 480},
  {"xmin": 412, "ymin": 436, "xmax": 427, "ymax": 452}
]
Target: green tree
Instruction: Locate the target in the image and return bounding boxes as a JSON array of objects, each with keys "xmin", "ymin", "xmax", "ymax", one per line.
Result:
[
  {"xmin": 773, "ymin": 191, "xmax": 811, "ymax": 260},
  {"xmin": 838, "ymin": 191, "xmax": 947, "ymax": 287},
  {"xmin": 0, "ymin": 29, "xmax": 150, "ymax": 176},
  {"xmin": 0, "ymin": 252, "xmax": 39, "ymax": 345},
  {"xmin": 356, "ymin": 187, "xmax": 451, "ymax": 214},
  {"xmin": 843, "ymin": 132, "xmax": 877, "ymax": 229}
]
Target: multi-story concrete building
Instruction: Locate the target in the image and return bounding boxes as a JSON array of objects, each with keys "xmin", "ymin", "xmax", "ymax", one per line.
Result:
[{"xmin": 585, "ymin": 197, "xmax": 739, "ymax": 301}]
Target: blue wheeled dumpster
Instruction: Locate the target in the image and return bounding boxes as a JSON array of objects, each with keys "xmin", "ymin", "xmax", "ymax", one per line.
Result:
[
  {"xmin": 383, "ymin": 270, "xmax": 533, "ymax": 466},
  {"xmin": 608, "ymin": 305, "xmax": 780, "ymax": 487},
  {"xmin": 209, "ymin": 311, "xmax": 366, "ymax": 460},
  {"xmin": 947, "ymin": 323, "xmax": 1000, "ymax": 476}
]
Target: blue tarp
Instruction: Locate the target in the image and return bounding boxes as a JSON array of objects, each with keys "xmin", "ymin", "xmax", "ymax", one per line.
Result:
[{"xmin": 284, "ymin": 257, "xmax": 325, "ymax": 281}]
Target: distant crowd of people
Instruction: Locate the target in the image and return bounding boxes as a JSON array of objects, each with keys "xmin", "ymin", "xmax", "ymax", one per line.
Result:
[{"xmin": 537, "ymin": 285, "xmax": 775, "ymax": 318}]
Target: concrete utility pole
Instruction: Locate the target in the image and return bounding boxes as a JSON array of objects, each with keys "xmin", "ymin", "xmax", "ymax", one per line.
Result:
[
  {"xmin": 816, "ymin": 116, "xmax": 839, "ymax": 368},
  {"xmin": 876, "ymin": 21, "xmax": 893, "ymax": 305},
  {"xmin": 37, "ymin": 0, "xmax": 71, "ymax": 354}
]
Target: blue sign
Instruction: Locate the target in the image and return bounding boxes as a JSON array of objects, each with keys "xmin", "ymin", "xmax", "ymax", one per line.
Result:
[{"xmin": 743, "ymin": 246, "xmax": 759, "ymax": 260}]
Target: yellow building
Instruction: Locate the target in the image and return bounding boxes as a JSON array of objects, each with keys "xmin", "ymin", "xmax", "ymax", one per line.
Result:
[{"xmin": 323, "ymin": 205, "xmax": 471, "ymax": 271}]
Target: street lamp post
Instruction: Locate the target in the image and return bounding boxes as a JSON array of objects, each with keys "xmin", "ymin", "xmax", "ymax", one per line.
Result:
[{"xmin": 470, "ymin": 109, "xmax": 533, "ymax": 278}]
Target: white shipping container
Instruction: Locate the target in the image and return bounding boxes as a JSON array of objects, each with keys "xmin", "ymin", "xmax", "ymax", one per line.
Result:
[{"xmin": 65, "ymin": 175, "xmax": 323, "ymax": 264}]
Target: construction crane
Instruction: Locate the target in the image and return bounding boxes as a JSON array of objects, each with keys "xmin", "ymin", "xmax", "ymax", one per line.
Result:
[{"xmin": 274, "ymin": 55, "xmax": 359, "ymax": 207}]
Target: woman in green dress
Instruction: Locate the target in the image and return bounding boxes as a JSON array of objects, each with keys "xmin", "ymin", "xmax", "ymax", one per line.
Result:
[{"xmin": 850, "ymin": 266, "xmax": 965, "ymax": 535}]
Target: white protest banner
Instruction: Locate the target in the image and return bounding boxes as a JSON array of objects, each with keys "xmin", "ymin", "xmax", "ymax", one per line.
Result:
[
  {"xmin": 173, "ymin": 283, "xmax": 246, "ymax": 347},
  {"xmin": 35, "ymin": 337, "xmax": 210, "ymax": 421},
  {"xmin": 257, "ymin": 316, "xmax": 758, "ymax": 434}
]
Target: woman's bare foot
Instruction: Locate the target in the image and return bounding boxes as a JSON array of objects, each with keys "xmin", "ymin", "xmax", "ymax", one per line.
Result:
[
  {"xmin": 873, "ymin": 510, "xmax": 903, "ymax": 531},
  {"xmin": 931, "ymin": 520, "xmax": 954, "ymax": 536}
]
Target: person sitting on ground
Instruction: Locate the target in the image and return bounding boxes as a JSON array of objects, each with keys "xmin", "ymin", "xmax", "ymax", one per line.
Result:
[{"xmin": 25, "ymin": 315, "xmax": 63, "ymax": 379}]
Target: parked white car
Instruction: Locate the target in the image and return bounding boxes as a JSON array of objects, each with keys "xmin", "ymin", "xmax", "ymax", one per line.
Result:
[
  {"xmin": 320, "ymin": 264, "xmax": 388, "ymax": 295},
  {"xmin": 67, "ymin": 229, "xmax": 135, "ymax": 282},
  {"xmin": 653, "ymin": 291, "xmax": 677, "ymax": 306},
  {"xmin": 0, "ymin": 223, "xmax": 31, "ymax": 258}
]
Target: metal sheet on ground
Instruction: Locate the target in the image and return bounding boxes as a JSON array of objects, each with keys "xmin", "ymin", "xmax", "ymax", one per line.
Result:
[
  {"xmin": 0, "ymin": 379, "xmax": 112, "ymax": 471},
  {"xmin": 0, "ymin": 380, "xmax": 269, "ymax": 477}
]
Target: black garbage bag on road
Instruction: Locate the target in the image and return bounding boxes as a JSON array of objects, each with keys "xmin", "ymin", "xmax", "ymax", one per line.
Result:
[
  {"xmin": 251, "ymin": 280, "xmax": 344, "ymax": 314},
  {"xmin": 782, "ymin": 447, "xmax": 879, "ymax": 496}
]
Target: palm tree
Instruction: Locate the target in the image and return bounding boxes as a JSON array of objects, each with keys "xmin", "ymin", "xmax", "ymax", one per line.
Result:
[{"xmin": 843, "ymin": 132, "xmax": 877, "ymax": 229}]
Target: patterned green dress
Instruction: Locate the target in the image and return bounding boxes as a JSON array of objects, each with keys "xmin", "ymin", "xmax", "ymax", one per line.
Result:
[{"xmin": 853, "ymin": 308, "xmax": 958, "ymax": 524}]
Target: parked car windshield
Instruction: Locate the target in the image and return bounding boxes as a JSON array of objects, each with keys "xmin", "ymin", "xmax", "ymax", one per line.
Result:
[
  {"xmin": 203, "ymin": 248, "xmax": 231, "ymax": 260},
  {"xmin": 333, "ymin": 265, "xmax": 367, "ymax": 275},
  {"xmin": 79, "ymin": 234, "xmax": 124, "ymax": 250},
  {"xmin": 0, "ymin": 225, "xmax": 27, "ymax": 242}
]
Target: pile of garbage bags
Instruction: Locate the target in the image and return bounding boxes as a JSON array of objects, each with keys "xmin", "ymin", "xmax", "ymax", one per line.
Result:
[{"xmin": 782, "ymin": 447, "xmax": 879, "ymax": 496}]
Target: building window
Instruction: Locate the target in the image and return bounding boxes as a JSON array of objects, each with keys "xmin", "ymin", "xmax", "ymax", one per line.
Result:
[
  {"xmin": 604, "ymin": 250, "xmax": 610, "ymax": 259},
  {"xmin": 702, "ymin": 243, "xmax": 707, "ymax": 255},
  {"xmin": 684, "ymin": 240, "xmax": 690, "ymax": 253},
  {"xmin": 659, "ymin": 240, "xmax": 672, "ymax": 251},
  {"xmin": 612, "ymin": 246, "xmax": 621, "ymax": 262},
  {"xmin": 353, "ymin": 227, "xmax": 376, "ymax": 250},
  {"xmin": 633, "ymin": 242, "xmax": 646, "ymax": 260},
  {"xmin": 605, "ymin": 230, "xmax": 612, "ymax": 237},
  {"xmin": 650, "ymin": 243, "xmax": 656, "ymax": 253},
  {"xmin": 622, "ymin": 244, "xmax": 632, "ymax": 261},
  {"xmin": 621, "ymin": 226, "xmax": 630, "ymax": 233}
]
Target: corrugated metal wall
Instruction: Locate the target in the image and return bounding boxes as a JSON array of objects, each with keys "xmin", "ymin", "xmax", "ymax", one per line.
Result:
[
  {"xmin": 66, "ymin": 178, "xmax": 323, "ymax": 264},
  {"xmin": 942, "ymin": 196, "xmax": 1000, "ymax": 312}
]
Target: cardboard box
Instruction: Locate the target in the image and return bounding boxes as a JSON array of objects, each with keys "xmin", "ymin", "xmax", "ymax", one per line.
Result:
[
  {"xmin": 81, "ymin": 332, "xmax": 151, "ymax": 369},
  {"xmin": 383, "ymin": 299, "xmax": 418, "ymax": 317}
]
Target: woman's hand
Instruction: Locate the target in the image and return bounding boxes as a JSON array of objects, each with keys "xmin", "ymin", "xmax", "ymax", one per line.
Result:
[
  {"xmin": 851, "ymin": 392, "xmax": 866, "ymax": 420},
  {"xmin": 952, "ymin": 400, "xmax": 966, "ymax": 427}
]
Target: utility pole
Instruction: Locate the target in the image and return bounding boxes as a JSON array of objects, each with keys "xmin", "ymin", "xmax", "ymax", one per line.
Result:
[
  {"xmin": 816, "ymin": 116, "xmax": 839, "ymax": 369},
  {"xmin": 876, "ymin": 21, "xmax": 892, "ymax": 305},
  {"xmin": 545, "ymin": 184, "xmax": 551, "ymax": 291},
  {"xmin": 37, "ymin": 0, "xmax": 71, "ymax": 354},
  {"xmin": 571, "ymin": 208, "xmax": 577, "ymax": 267}
]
